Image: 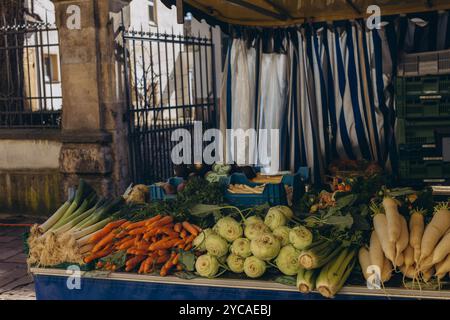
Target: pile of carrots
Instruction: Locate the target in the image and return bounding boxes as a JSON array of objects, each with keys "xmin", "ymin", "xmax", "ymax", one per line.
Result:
[{"xmin": 83, "ymin": 215, "xmax": 201, "ymax": 276}]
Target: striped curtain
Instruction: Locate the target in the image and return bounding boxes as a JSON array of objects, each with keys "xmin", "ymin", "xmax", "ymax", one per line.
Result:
[{"xmin": 220, "ymin": 12, "xmax": 450, "ymax": 183}]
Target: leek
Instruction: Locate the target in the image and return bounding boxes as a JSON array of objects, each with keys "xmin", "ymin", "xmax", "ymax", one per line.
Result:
[
  {"xmin": 73, "ymin": 217, "xmax": 113, "ymax": 241},
  {"xmin": 51, "ymin": 181, "xmax": 88, "ymax": 229},
  {"xmin": 296, "ymin": 268, "xmax": 317, "ymax": 293},
  {"xmin": 298, "ymin": 239, "xmax": 340, "ymax": 269},
  {"xmin": 38, "ymin": 201, "xmax": 71, "ymax": 233},
  {"xmin": 315, "ymin": 247, "xmax": 357, "ymax": 298}
]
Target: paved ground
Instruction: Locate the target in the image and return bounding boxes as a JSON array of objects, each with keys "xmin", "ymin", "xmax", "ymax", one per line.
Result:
[{"xmin": 0, "ymin": 214, "xmax": 44, "ymax": 300}]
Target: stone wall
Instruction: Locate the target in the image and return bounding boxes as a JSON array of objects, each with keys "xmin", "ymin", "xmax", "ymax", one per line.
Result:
[{"xmin": 0, "ymin": 133, "xmax": 62, "ymax": 215}]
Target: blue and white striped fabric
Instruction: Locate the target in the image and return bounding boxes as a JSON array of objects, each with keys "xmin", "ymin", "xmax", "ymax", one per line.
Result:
[{"xmin": 220, "ymin": 12, "xmax": 449, "ymax": 183}]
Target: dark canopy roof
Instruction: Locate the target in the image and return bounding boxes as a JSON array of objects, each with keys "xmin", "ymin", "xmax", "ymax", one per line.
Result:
[{"xmin": 161, "ymin": 0, "xmax": 450, "ymax": 28}]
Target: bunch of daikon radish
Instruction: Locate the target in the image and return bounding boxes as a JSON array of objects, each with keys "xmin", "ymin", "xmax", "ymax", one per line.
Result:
[{"xmin": 359, "ymin": 197, "xmax": 450, "ymax": 285}]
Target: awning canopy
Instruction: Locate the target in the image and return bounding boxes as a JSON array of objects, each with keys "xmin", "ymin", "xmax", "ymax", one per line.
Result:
[{"xmin": 161, "ymin": 0, "xmax": 450, "ymax": 27}]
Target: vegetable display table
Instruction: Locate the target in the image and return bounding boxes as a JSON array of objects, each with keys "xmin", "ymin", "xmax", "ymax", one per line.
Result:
[{"xmin": 31, "ymin": 268, "xmax": 449, "ymax": 300}]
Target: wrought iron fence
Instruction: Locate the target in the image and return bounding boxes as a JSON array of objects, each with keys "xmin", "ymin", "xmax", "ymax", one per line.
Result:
[
  {"xmin": 122, "ymin": 26, "xmax": 218, "ymax": 183},
  {"xmin": 0, "ymin": 22, "xmax": 62, "ymax": 128}
]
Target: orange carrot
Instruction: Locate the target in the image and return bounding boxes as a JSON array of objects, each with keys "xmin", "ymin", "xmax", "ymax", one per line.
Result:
[
  {"xmin": 172, "ymin": 253, "xmax": 180, "ymax": 265},
  {"xmin": 159, "ymin": 226, "xmax": 178, "ymax": 237},
  {"xmin": 144, "ymin": 214, "xmax": 162, "ymax": 226},
  {"xmin": 148, "ymin": 216, "xmax": 173, "ymax": 229},
  {"xmin": 125, "ymin": 255, "xmax": 146, "ymax": 272},
  {"xmin": 92, "ymin": 231, "xmax": 116, "ymax": 253},
  {"xmin": 127, "ymin": 249, "xmax": 149, "ymax": 256},
  {"xmin": 192, "ymin": 224, "xmax": 203, "ymax": 233},
  {"xmin": 160, "ymin": 253, "xmax": 178, "ymax": 276},
  {"xmin": 138, "ymin": 261, "xmax": 146, "ymax": 274},
  {"xmin": 176, "ymin": 264, "xmax": 183, "ymax": 271},
  {"xmin": 116, "ymin": 238, "xmax": 136, "ymax": 250},
  {"xmin": 115, "ymin": 236, "xmax": 133, "ymax": 247},
  {"xmin": 184, "ymin": 243, "xmax": 192, "ymax": 251},
  {"xmin": 84, "ymin": 244, "xmax": 113, "ymax": 263},
  {"xmin": 156, "ymin": 254, "xmax": 170, "ymax": 264},
  {"xmin": 185, "ymin": 234, "xmax": 196, "ymax": 244},
  {"xmin": 125, "ymin": 220, "xmax": 149, "ymax": 231},
  {"xmin": 143, "ymin": 257, "xmax": 154, "ymax": 273},
  {"xmin": 180, "ymin": 229, "xmax": 187, "ymax": 239},
  {"xmin": 157, "ymin": 250, "xmax": 168, "ymax": 256},
  {"xmin": 128, "ymin": 227, "xmax": 147, "ymax": 235},
  {"xmin": 182, "ymin": 221, "xmax": 199, "ymax": 236},
  {"xmin": 89, "ymin": 220, "xmax": 126, "ymax": 244},
  {"xmin": 149, "ymin": 238, "xmax": 180, "ymax": 251},
  {"xmin": 174, "ymin": 223, "xmax": 182, "ymax": 233},
  {"xmin": 135, "ymin": 241, "xmax": 151, "ymax": 251}
]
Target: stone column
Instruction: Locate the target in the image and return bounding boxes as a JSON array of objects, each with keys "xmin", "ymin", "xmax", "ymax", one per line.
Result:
[{"xmin": 52, "ymin": 0, "xmax": 131, "ymax": 196}]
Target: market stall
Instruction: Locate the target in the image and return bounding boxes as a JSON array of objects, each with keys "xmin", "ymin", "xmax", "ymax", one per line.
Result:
[{"xmin": 28, "ymin": 0, "xmax": 450, "ymax": 300}]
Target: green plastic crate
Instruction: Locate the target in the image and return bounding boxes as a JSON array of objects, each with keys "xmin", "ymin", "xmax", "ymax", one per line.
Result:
[
  {"xmin": 398, "ymin": 144, "xmax": 442, "ymax": 161},
  {"xmin": 396, "ymin": 75, "xmax": 450, "ymax": 97},
  {"xmin": 396, "ymin": 94, "xmax": 450, "ymax": 119},
  {"xmin": 396, "ymin": 119, "xmax": 450, "ymax": 146},
  {"xmin": 399, "ymin": 159, "xmax": 450, "ymax": 180}
]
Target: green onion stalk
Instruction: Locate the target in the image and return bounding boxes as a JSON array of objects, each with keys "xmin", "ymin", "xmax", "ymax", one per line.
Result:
[
  {"xmin": 298, "ymin": 239, "xmax": 341, "ymax": 270},
  {"xmin": 315, "ymin": 247, "xmax": 357, "ymax": 298},
  {"xmin": 297, "ymin": 268, "xmax": 317, "ymax": 293}
]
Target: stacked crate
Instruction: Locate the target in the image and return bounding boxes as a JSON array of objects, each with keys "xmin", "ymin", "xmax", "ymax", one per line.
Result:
[
  {"xmin": 396, "ymin": 73, "xmax": 450, "ymax": 185},
  {"xmin": 396, "ymin": 49, "xmax": 450, "ymax": 185}
]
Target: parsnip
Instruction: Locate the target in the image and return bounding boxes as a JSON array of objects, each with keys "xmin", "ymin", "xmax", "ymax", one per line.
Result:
[
  {"xmin": 381, "ymin": 257, "xmax": 393, "ymax": 283},
  {"xmin": 358, "ymin": 247, "xmax": 371, "ymax": 281},
  {"xmin": 432, "ymin": 231, "xmax": 450, "ymax": 264},
  {"xmin": 435, "ymin": 254, "xmax": 450, "ymax": 279},
  {"xmin": 383, "ymin": 197, "xmax": 401, "ymax": 243},
  {"xmin": 419, "ymin": 254, "xmax": 434, "ymax": 272},
  {"xmin": 400, "ymin": 264, "xmax": 417, "ymax": 279},
  {"xmin": 395, "ymin": 215, "xmax": 409, "ymax": 262},
  {"xmin": 420, "ymin": 205, "xmax": 450, "ymax": 262},
  {"xmin": 409, "ymin": 210, "xmax": 425, "ymax": 264},
  {"xmin": 403, "ymin": 245, "xmax": 414, "ymax": 270},
  {"xmin": 421, "ymin": 267, "xmax": 435, "ymax": 282},
  {"xmin": 369, "ymin": 231, "xmax": 384, "ymax": 270},
  {"xmin": 394, "ymin": 252, "xmax": 404, "ymax": 268},
  {"xmin": 373, "ymin": 213, "xmax": 395, "ymax": 262}
]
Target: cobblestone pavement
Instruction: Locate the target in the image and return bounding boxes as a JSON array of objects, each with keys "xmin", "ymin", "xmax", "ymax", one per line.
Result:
[{"xmin": 0, "ymin": 214, "xmax": 44, "ymax": 300}]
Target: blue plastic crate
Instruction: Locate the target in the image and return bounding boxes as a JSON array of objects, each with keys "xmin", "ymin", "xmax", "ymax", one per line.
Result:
[
  {"xmin": 224, "ymin": 167, "xmax": 309, "ymax": 207},
  {"xmin": 149, "ymin": 177, "xmax": 185, "ymax": 201}
]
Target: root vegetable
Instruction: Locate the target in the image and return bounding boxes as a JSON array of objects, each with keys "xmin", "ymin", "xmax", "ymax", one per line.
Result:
[
  {"xmin": 373, "ymin": 214, "xmax": 395, "ymax": 262},
  {"xmin": 394, "ymin": 252, "xmax": 404, "ymax": 268},
  {"xmin": 395, "ymin": 215, "xmax": 409, "ymax": 262},
  {"xmin": 432, "ymin": 231, "xmax": 450, "ymax": 264},
  {"xmin": 383, "ymin": 197, "xmax": 401, "ymax": 243},
  {"xmin": 419, "ymin": 254, "xmax": 434, "ymax": 272},
  {"xmin": 403, "ymin": 245, "xmax": 414, "ymax": 270},
  {"xmin": 381, "ymin": 257, "xmax": 393, "ymax": 283},
  {"xmin": 422, "ymin": 267, "xmax": 435, "ymax": 282},
  {"xmin": 358, "ymin": 247, "xmax": 371, "ymax": 280},
  {"xmin": 409, "ymin": 210, "xmax": 425, "ymax": 264},
  {"xmin": 435, "ymin": 254, "xmax": 450, "ymax": 278},
  {"xmin": 420, "ymin": 205, "xmax": 450, "ymax": 262},
  {"xmin": 400, "ymin": 265, "xmax": 417, "ymax": 279},
  {"xmin": 369, "ymin": 231, "xmax": 384, "ymax": 270}
]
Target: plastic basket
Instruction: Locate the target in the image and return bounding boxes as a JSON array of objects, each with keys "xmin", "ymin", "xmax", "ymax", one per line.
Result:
[
  {"xmin": 223, "ymin": 167, "xmax": 309, "ymax": 208},
  {"xmin": 397, "ymin": 49, "xmax": 450, "ymax": 77},
  {"xmin": 398, "ymin": 144, "xmax": 442, "ymax": 161},
  {"xmin": 396, "ymin": 94, "xmax": 450, "ymax": 119},
  {"xmin": 396, "ymin": 75, "xmax": 450, "ymax": 97},
  {"xmin": 399, "ymin": 159, "xmax": 450, "ymax": 180},
  {"xmin": 149, "ymin": 177, "xmax": 185, "ymax": 201},
  {"xmin": 396, "ymin": 119, "xmax": 450, "ymax": 146}
]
